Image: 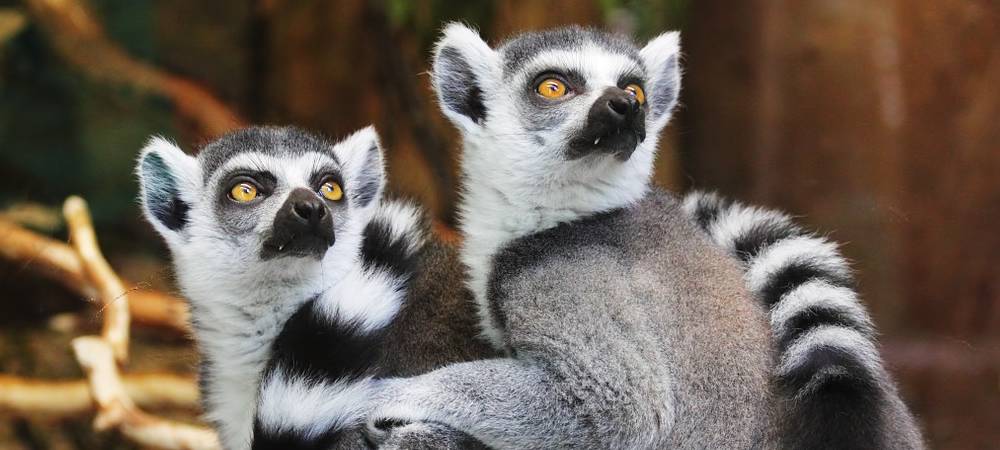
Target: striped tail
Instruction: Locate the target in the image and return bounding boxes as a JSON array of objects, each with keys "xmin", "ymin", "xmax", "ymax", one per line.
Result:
[
  {"xmin": 252, "ymin": 199, "xmax": 428, "ymax": 449},
  {"xmin": 682, "ymin": 191, "xmax": 924, "ymax": 449}
]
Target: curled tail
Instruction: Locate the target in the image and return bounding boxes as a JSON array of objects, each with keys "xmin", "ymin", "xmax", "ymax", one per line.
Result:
[
  {"xmin": 253, "ymin": 199, "xmax": 428, "ymax": 449},
  {"xmin": 682, "ymin": 191, "xmax": 924, "ymax": 449}
]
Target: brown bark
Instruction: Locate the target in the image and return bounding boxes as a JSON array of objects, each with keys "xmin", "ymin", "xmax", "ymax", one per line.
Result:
[
  {"xmin": 684, "ymin": 3, "xmax": 1000, "ymax": 447},
  {"xmin": 684, "ymin": 0, "xmax": 999, "ymax": 337}
]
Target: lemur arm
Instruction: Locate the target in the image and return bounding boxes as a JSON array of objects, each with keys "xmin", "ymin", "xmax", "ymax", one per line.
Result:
[
  {"xmin": 681, "ymin": 191, "xmax": 924, "ymax": 449},
  {"xmin": 376, "ymin": 422, "xmax": 491, "ymax": 450},
  {"xmin": 366, "ymin": 358, "xmax": 589, "ymax": 450},
  {"xmin": 364, "ymin": 226, "xmax": 666, "ymax": 449}
]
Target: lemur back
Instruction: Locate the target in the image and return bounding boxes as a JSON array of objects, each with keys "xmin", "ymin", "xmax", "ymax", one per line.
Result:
[
  {"xmin": 362, "ymin": 194, "xmax": 771, "ymax": 448},
  {"xmin": 488, "ymin": 189, "xmax": 772, "ymax": 447}
]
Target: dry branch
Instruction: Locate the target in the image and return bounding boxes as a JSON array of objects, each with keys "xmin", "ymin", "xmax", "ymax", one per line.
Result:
[
  {"xmin": 73, "ymin": 337, "xmax": 220, "ymax": 450},
  {"xmin": 23, "ymin": 0, "xmax": 244, "ymax": 138},
  {"xmin": 1, "ymin": 196, "xmax": 219, "ymax": 447},
  {"xmin": 130, "ymin": 290, "xmax": 191, "ymax": 333},
  {"xmin": 0, "ymin": 217, "xmax": 93, "ymax": 296},
  {"xmin": 64, "ymin": 196, "xmax": 131, "ymax": 363},
  {"xmin": 0, "ymin": 373, "xmax": 198, "ymax": 417},
  {"xmin": 58, "ymin": 196, "xmax": 220, "ymax": 449},
  {"xmin": 0, "ymin": 217, "xmax": 190, "ymax": 333}
]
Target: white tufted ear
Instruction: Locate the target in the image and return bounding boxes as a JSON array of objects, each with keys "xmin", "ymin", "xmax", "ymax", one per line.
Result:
[
  {"xmin": 333, "ymin": 126, "xmax": 385, "ymax": 218},
  {"xmin": 136, "ymin": 137, "xmax": 201, "ymax": 247},
  {"xmin": 430, "ymin": 23, "xmax": 500, "ymax": 131},
  {"xmin": 640, "ymin": 31, "xmax": 682, "ymax": 127}
]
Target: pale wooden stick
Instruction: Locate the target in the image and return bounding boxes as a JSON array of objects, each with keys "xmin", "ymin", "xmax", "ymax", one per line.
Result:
[
  {"xmin": 0, "ymin": 218, "xmax": 94, "ymax": 297},
  {"xmin": 63, "ymin": 197, "xmax": 131, "ymax": 363},
  {"xmin": 0, "ymin": 373, "xmax": 198, "ymax": 417},
  {"xmin": 72, "ymin": 337, "xmax": 220, "ymax": 450},
  {"xmin": 130, "ymin": 290, "xmax": 191, "ymax": 333},
  {"xmin": 0, "ymin": 218, "xmax": 191, "ymax": 333},
  {"xmin": 58, "ymin": 195, "xmax": 221, "ymax": 448}
]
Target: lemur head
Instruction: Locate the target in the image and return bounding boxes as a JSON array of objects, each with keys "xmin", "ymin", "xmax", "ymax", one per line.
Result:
[
  {"xmin": 431, "ymin": 24, "xmax": 681, "ymax": 214},
  {"xmin": 136, "ymin": 126, "xmax": 385, "ymax": 303}
]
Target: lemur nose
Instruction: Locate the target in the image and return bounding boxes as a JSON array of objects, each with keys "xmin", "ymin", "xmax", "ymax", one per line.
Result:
[
  {"xmin": 291, "ymin": 197, "xmax": 326, "ymax": 224},
  {"xmin": 607, "ymin": 96, "xmax": 632, "ymax": 116},
  {"xmin": 608, "ymin": 91, "xmax": 639, "ymax": 117}
]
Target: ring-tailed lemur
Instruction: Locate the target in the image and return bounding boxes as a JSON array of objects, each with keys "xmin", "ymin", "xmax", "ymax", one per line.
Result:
[
  {"xmin": 362, "ymin": 24, "xmax": 924, "ymax": 449},
  {"xmin": 137, "ymin": 126, "xmax": 492, "ymax": 449}
]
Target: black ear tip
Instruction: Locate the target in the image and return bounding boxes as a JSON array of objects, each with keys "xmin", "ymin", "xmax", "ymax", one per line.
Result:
[
  {"xmin": 432, "ymin": 46, "xmax": 488, "ymax": 124},
  {"xmin": 433, "ymin": 45, "xmax": 462, "ymax": 72},
  {"xmin": 155, "ymin": 197, "xmax": 191, "ymax": 231},
  {"xmin": 138, "ymin": 151, "xmax": 191, "ymax": 232},
  {"xmin": 140, "ymin": 150, "xmax": 160, "ymax": 168},
  {"xmin": 351, "ymin": 147, "xmax": 384, "ymax": 209}
]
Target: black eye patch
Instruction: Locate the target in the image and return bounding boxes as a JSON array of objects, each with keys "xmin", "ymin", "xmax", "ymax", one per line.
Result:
[
  {"xmin": 309, "ymin": 168, "xmax": 344, "ymax": 192},
  {"xmin": 616, "ymin": 73, "xmax": 645, "ymax": 90},
  {"xmin": 219, "ymin": 170, "xmax": 277, "ymax": 199},
  {"xmin": 528, "ymin": 69, "xmax": 587, "ymax": 95}
]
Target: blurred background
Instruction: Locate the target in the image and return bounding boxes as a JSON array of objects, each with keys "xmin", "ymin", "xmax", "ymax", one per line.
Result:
[{"xmin": 0, "ymin": 0, "xmax": 996, "ymax": 448}]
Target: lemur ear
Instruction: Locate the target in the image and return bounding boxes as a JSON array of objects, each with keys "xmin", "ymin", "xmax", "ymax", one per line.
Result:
[
  {"xmin": 431, "ymin": 22, "xmax": 499, "ymax": 130},
  {"xmin": 334, "ymin": 126, "xmax": 385, "ymax": 213},
  {"xmin": 136, "ymin": 137, "xmax": 201, "ymax": 245},
  {"xmin": 640, "ymin": 31, "xmax": 682, "ymax": 125}
]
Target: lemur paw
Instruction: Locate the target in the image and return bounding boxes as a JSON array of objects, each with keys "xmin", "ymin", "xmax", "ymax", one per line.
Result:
[
  {"xmin": 364, "ymin": 416, "xmax": 409, "ymax": 446},
  {"xmin": 366, "ymin": 420, "xmax": 488, "ymax": 450}
]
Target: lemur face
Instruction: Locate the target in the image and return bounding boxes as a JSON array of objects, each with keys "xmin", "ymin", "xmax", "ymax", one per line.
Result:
[
  {"xmin": 137, "ymin": 126, "xmax": 384, "ymax": 289},
  {"xmin": 431, "ymin": 24, "xmax": 680, "ymax": 193}
]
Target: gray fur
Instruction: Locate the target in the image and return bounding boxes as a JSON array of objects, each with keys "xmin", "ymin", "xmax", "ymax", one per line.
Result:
[
  {"xmin": 643, "ymin": 51, "xmax": 679, "ymax": 118},
  {"xmin": 498, "ymin": 26, "xmax": 643, "ymax": 76},
  {"xmin": 368, "ymin": 190, "xmax": 772, "ymax": 448},
  {"xmin": 198, "ymin": 126, "xmax": 340, "ymax": 180},
  {"xmin": 499, "ymin": 29, "xmax": 650, "ymax": 137}
]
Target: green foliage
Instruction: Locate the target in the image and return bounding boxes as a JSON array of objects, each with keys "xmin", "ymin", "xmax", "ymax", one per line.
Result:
[
  {"xmin": 379, "ymin": 0, "xmax": 688, "ymax": 51},
  {"xmin": 0, "ymin": 0, "xmax": 689, "ymax": 247},
  {"xmin": 379, "ymin": 0, "xmax": 495, "ymax": 51},
  {"xmin": 599, "ymin": 0, "xmax": 691, "ymax": 38},
  {"xmin": 0, "ymin": 20, "xmax": 175, "ymax": 230},
  {"xmin": 91, "ymin": 0, "xmax": 155, "ymax": 60}
]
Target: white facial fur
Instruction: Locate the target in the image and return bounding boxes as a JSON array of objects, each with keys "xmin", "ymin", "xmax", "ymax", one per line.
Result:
[
  {"xmin": 136, "ymin": 126, "xmax": 384, "ymax": 448},
  {"xmin": 431, "ymin": 24, "xmax": 682, "ymax": 347}
]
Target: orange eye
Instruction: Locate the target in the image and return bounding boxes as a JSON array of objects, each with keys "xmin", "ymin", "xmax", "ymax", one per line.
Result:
[
  {"xmin": 624, "ymin": 84, "xmax": 646, "ymax": 105},
  {"xmin": 536, "ymin": 78, "xmax": 568, "ymax": 99},
  {"xmin": 229, "ymin": 182, "xmax": 258, "ymax": 203},
  {"xmin": 319, "ymin": 180, "xmax": 343, "ymax": 201}
]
